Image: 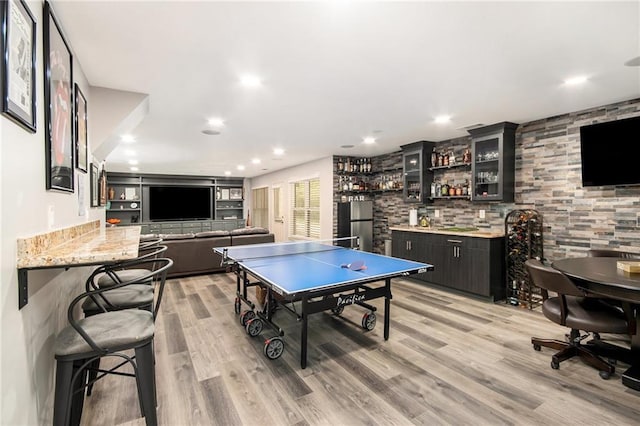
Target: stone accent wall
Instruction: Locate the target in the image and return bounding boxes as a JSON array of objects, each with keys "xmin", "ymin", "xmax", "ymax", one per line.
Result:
[
  {"xmin": 334, "ymin": 97, "xmax": 640, "ymax": 260},
  {"xmin": 516, "ymin": 98, "xmax": 640, "ymax": 260}
]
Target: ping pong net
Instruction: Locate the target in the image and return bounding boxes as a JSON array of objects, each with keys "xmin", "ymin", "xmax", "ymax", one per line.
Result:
[{"xmin": 221, "ymin": 237, "xmax": 357, "ymax": 263}]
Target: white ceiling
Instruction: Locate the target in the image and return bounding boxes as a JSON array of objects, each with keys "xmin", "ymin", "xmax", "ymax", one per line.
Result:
[{"xmin": 52, "ymin": 1, "xmax": 640, "ymax": 178}]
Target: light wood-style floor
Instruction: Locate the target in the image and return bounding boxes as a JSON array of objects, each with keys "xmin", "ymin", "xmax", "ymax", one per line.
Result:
[{"xmin": 80, "ymin": 273, "xmax": 640, "ymax": 425}]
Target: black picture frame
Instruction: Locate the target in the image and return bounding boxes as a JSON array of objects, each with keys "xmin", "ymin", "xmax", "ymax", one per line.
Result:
[
  {"xmin": 74, "ymin": 84, "xmax": 87, "ymax": 172},
  {"xmin": 90, "ymin": 163, "xmax": 99, "ymax": 207},
  {"xmin": 43, "ymin": 1, "xmax": 74, "ymax": 192},
  {"xmin": 1, "ymin": 0, "xmax": 37, "ymax": 132},
  {"xmin": 98, "ymin": 168, "xmax": 107, "ymax": 206}
]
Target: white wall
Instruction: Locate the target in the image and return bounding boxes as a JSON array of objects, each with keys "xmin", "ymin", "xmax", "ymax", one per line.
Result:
[
  {"xmin": 1, "ymin": 1, "xmax": 102, "ymax": 423},
  {"xmin": 248, "ymin": 157, "xmax": 334, "ymax": 241}
]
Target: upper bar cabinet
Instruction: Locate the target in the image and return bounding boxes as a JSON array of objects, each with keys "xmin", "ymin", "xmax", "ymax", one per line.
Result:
[
  {"xmin": 468, "ymin": 122, "xmax": 517, "ymax": 202},
  {"xmin": 401, "ymin": 141, "xmax": 436, "ymax": 203}
]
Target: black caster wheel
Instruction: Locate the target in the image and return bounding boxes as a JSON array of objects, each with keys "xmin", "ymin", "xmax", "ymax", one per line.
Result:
[
  {"xmin": 234, "ymin": 297, "xmax": 241, "ymax": 314},
  {"xmin": 264, "ymin": 337, "xmax": 284, "ymax": 360},
  {"xmin": 362, "ymin": 312, "xmax": 376, "ymax": 331},
  {"xmin": 551, "ymin": 360, "xmax": 560, "ymax": 370},
  {"xmin": 240, "ymin": 310, "xmax": 256, "ymax": 326},
  {"xmin": 246, "ymin": 318, "xmax": 263, "ymax": 337},
  {"xmin": 331, "ymin": 305, "xmax": 344, "ymax": 315},
  {"xmin": 533, "ymin": 344, "xmax": 541, "ymax": 351},
  {"xmin": 599, "ymin": 370, "xmax": 612, "ymax": 380},
  {"xmin": 323, "ymin": 295, "xmax": 344, "ymax": 315}
]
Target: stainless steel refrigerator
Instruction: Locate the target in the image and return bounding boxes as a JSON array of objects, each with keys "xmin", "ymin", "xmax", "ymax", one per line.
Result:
[{"xmin": 337, "ymin": 201, "xmax": 373, "ymax": 252}]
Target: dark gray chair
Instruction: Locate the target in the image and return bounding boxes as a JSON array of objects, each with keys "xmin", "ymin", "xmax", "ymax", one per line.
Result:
[
  {"xmin": 53, "ymin": 258, "xmax": 172, "ymax": 426},
  {"xmin": 525, "ymin": 259, "xmax": 633, "ymax": 379}
]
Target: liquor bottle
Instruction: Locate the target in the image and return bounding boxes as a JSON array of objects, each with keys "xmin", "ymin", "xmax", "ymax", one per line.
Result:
[{"xmin": 337, "ymin": 157, "xmax": 343, "ymax": 172}]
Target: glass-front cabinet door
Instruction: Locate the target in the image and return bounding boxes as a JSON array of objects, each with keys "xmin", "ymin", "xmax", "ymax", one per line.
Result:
[
  {"xmin": 472, "ymin": 136, "xmax": 501, "ymax": 200},
  {"xmin": 401, "ymin": 141, "xmax": 435, "ymax": 203},
  {"xmin": 469, "ymin": 122, "xmax": 517, "ymax": 202},
  {"xmin": 404, "ymin": 149, "xmax": 422, "ymax": 202}
]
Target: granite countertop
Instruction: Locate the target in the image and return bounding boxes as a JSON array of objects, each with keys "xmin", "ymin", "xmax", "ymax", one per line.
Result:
[
  {"xmin": 17, "ymin": 225, "xmax": 141, "ymax": 269},
  {"xmin": 389, "ymin": 226, "xmax": 504, "ymax": 239}
]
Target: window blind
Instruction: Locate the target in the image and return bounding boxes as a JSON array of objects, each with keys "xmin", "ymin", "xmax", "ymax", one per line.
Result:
[
  {"xmin": 251, "ymin": 187, "xmax": 268, "ymax": 228},
  {"xmin": 290, "ymin": 178, "xmax": 320, "ymax": 238}
]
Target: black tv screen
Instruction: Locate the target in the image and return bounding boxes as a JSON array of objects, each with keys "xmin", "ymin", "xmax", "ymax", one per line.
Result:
[
  {"xmin": 149, "ymin": 186, "xmax": 212, "ymax": 221},
  {"xmin": 580, "ymin": 116, "xmax": 640, "ymax": 187}
]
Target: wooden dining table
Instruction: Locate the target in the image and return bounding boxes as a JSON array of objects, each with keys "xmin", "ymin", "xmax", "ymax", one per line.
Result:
[{"xmin": 553, "ymin": 257, "xmax": 640, "ymax": 392}]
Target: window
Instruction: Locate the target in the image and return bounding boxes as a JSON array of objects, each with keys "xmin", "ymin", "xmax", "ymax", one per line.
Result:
[
  {"xmin": 290, "ymin": 178, "xmax": 320, "ymax": 238},
  {"xmin": 251, "ymin": 187, "xmax": 268, "ymax": 228},
  {"xmin": 273, "ymin": 186, "xmax": 283, "ymax": 222}
]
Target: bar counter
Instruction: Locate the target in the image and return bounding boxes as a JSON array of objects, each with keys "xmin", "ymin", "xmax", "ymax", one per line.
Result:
[{"xmin": 16, "ymin": 221, "xmax": 140, "ymax": 308}]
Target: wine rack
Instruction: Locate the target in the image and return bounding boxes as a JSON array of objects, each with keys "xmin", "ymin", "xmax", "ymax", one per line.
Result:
[{"xmin": 505, "ymin": 209, "xmax": 543, "ymax": 309}]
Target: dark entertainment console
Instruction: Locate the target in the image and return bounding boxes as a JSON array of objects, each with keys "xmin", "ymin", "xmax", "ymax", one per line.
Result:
[{"xmin": 106, "ymin": 172, "xmax": 244, "ymax": 226}]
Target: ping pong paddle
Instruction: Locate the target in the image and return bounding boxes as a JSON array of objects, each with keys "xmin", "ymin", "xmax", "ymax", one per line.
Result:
[{"xmin": 341, "ymin": 260, "xmax": 366, "ymax": 271}]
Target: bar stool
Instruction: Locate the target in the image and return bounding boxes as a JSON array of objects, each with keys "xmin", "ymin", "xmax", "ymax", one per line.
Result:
[
  {"xmin": 96, "ymin": 242, "xmax": 167, "ymax": 288},
  {"xmin": 82, "ymin": 255, "xmax": 171, "ymax": 396},
  {"xmin": 53, "ymin": 258, "xmax": 172, "ymax": 426}
]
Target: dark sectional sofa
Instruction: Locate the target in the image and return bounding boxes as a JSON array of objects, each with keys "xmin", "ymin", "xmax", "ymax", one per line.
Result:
[{"xmin": 145, "ymin": 227, "xmax": 275, "ymax": 278}]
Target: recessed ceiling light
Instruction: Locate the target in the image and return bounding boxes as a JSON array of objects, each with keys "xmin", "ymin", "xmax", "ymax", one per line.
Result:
[
  {"xmin": 273, "ymin": 148, "xmax": 285, "ymax": 156},
  {"xmin": 237, "ymin": 165, "xmax": 245, "ymax": 171},
  {"xmin": 252, "ymin": 158, "xmax": 261, "ymax": 164},
  {"xmin": 224, "ymin": 171, "xmax": 231, "ymax": 176},
  {"xmin": 564, "ymin": 76, "xmax": 588, "ymax": 85},
  {"xmin": 128, "ymin": 159, "xmax": 138, "ymax": 165},
  {"xmin": 202, "ymin": 129, "xmax": 220, "ymax": 135},
  {"xmin": 435, "ymin": 115, "xmax": 451, "ymax": 124},
  {"xmin": 240, "ymin": 74, "xmax": 262, "ymax": 88},
  {"xmin": 130, "ymin": 166, "xmax": 139, "ymax": 172},
  {"xmin": 341, "ymin": 144, "xmax": 355, "ymax": 149},
  {"xmin": 363, "ymin": 137, "xmax": 376, "ymax": 144},
  {"xmin": 121, "ymin": 134, "xmax": 135, "ymax": 143},
  {"xmin": 208, "ymin": 117, "xmax": 225, "ymax": 127}
]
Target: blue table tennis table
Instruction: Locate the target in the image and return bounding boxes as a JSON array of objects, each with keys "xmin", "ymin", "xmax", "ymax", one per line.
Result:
[{"xmin": 215, "ymin": 241, "xmax": 432, "ymax": 368}]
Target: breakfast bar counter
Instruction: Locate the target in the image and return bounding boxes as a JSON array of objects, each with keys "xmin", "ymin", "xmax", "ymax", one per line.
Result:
[{"xmin": 16, "ymin": 221, "xmax": 140, "ymax": 308}]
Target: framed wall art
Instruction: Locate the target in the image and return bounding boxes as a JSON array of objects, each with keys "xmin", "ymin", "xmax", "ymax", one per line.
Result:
[
  {"xmin": 1, "ymin": 0, "xmax": 37, "ymax": 132},
  {"xmin": 43, "ymin": 1, "xmax": 74, "ymax": 192},
  {"xmin": 229, "ymin": 188, "xmax": 243, "ymax": 200},
  {"xmin": 90, "ymin": 163, "xmax": 99, "ymax": 207},
  {"xmin": 74, "ymin": 84, "xmax": 87, "ymax": 173},
  {"xmin": 98, "ymin": 168, "xmax": 107, "ymax": 206}
]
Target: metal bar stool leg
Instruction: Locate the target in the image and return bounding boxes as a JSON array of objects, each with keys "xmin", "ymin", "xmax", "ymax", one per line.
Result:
[{"xmin": 135, "ymin": 341, "xmax": 158, "ymax": 426}]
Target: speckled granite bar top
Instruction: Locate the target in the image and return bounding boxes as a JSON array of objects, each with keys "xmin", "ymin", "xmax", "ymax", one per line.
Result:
[
  {"xmin": 17, "ymin": 221, "xmax": 141, "ymax": 269},
  {"xmin": 389, "ymin": 226, "xmax": 504, "ymax": 239}
]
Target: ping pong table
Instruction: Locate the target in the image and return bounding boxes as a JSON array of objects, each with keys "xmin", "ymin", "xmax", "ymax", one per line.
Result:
[{"xmin": 215, "ymin": 240, "xmax": 433, "ymax": 368}]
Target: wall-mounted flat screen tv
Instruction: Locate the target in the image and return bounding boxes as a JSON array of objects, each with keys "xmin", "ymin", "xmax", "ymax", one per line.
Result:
[
  {"xmin": 580, "ymin": 116, "xmax": 640, "ymax": 187},
  {"xmin": 149, "ymin": 186, "xmax": 212, "ymax": 221}
]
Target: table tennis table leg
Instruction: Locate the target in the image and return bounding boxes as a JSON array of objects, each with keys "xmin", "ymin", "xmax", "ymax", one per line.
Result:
[
  {"xmin": 301, "ymin": 297, "xmax": 308, "ymax": 369},
  {"xmin": 384, "ymin": 278, "xmax": 391, "ymax": 341}
]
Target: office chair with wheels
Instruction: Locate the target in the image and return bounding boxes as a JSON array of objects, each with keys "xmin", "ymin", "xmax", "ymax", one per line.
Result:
[{"xmin": 525, "ymin": 259, "xmax": 632, "ymax": 379}]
